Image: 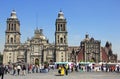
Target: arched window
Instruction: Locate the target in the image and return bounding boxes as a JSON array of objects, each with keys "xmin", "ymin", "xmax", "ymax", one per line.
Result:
[
  {"xmin": 14, "ymin": 24, "xmax": 16, "ymax": 31},
  {"xmin": 9, "ymin": 24, "xmax": 10, "ymax": 31},
  {"xmin": 60, "ymin": 37, "xmax": 63, "ymax": 43},
  {"xmin": 11, "ymin": 37, "xmax": 13, "ymax": 43},
  {"xmin": 58, "ymin": 24, "xmax": 60, "ymax": 31},
  {"xmin": 11, "ymin": 24, "xmax": 13, "ymax": 31},
  {"xmin": 60, "ymin": 24, "xmax": 62, "ymax": 31}
]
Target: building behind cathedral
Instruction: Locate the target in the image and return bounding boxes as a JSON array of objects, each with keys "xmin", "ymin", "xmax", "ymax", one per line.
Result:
[{"xmin": 3, "ymin": 10, "xmax": 117, "ymax": 65}]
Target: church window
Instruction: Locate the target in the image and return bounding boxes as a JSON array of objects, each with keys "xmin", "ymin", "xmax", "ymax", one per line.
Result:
[
  {"xmin": 60, "ymin": 37, "xmax": 63, "ymax": 43},
  {"xmin": 9, "ymin": 24, "xmax": 10, "ymax": 30},
  {"xmin": 60, "ymin": 24, "xmax": 62, "ymax": 31},
  {"xmin": 11, "ymin": 37, "xmax": 13, "ymax": 43},
  {"xmin": 9, "ymin": 53, "xmax": 11, "ymax": 55},
  {"xmin": 58, "ymin": 24, "xmax": 60, "ymax": 31},
  {"xmin": 14, "ymin": 24, "xmax": 16, "ymax": 31},
  {"xmin": 11, "ymin": 24, "xmax": 13, "ymax": 31}
]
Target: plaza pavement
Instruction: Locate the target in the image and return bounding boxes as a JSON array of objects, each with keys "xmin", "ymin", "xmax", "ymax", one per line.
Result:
[{"xmin": 3, "ymin": 69, "xmax": 120, "ymax": 79}]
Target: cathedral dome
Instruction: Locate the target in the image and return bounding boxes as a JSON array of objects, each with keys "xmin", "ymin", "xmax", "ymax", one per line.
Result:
[{"xmin": 40, "ymin": 35, "xmax": 46, "ymax": 40}]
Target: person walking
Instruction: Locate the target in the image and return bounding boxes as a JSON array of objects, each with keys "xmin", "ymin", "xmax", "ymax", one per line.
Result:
[
  {"xmin": 17, "ymin": 65, "xmax": 21, "ymax": 75},
  {"xmin": 65, "ymin": 64, "xmax": 69, "ymax": 75},
  {"xmin": 60, "ymin": 65, "xmax": 65, "ymax": 76},
  {"xmin": 13, "ymin": 65, "xmax": 17, "ymax": 76},
  {"xmin": 58, "ymin": 66, "xmax": 61, "ymax": 75},
  {"xmin": 22, "ymin": 65, "xmax": 26, "ymax": 76},
  {"xmin": 0, "ymin": 64, "xmax": 5, "ymax": 79}
]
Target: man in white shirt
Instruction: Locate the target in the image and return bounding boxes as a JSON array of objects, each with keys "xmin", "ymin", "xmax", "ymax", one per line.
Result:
[{"xmin": 17, "ymin": 65, "xmax": 21, "ymax": 75}]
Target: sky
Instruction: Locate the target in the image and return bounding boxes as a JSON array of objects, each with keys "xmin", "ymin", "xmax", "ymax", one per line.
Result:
[{"xmin": 0, "ymin": 0, "xmax": 120, "ymax": 59}]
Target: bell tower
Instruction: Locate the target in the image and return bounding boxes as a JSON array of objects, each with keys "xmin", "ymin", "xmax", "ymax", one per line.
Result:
[
  {"xmin": 5, "ymin": 10, "xmax": 21, "ymax": 47},
  {"xmin": 3, "ymin": 10, "xmax": 21, "ymax": 64},
  {"xmin": 55, "ymin": 10, "xmax": 68, "ymax": 62}
]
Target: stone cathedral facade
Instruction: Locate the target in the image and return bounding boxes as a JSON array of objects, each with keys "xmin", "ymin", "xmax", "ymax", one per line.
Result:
[
  {"xmin": 3, "ymin": 10, "xmax": 68, "ymax": 65},
  {"xmin": 3, "ymin": 10, "xmax": 117, "ymax": 65}
]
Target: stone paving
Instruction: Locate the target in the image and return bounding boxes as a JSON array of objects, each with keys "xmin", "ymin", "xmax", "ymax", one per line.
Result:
[{"xmin": 3, "ymin": 70, "xmax": 120, "ymax": 79}]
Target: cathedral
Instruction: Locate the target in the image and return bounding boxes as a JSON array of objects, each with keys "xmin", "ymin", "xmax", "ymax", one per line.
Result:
[
  {"xmin": 3, "ymin": 10, "xmax": 117, "ymax": 65},
  {"xmin": 3, "ymin": 10, "xmax": 68, "ymax": 65}
]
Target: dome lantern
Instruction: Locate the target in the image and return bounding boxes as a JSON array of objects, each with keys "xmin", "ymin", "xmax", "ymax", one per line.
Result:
[
  {"xmin": 58, "ymin": 10, "xmax": 65, "ymax": 19},
  {"xmin": 10, "ymin": 10, "xmax": 17, "ymax": 19}
]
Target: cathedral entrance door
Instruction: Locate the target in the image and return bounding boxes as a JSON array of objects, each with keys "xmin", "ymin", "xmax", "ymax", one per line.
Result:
[{"xmin": 91, "ymin": 57, "xmax": 96, "ymax": 62}]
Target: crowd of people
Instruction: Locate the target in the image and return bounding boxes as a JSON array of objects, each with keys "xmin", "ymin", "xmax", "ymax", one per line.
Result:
[
  {"xmin": 0, "ymin": 63, "xmax": 48, "ymax": 79},
  {"xmin": 3, "ymin": 63, "xmax": 50, "ymax": 76},
  {"xmin": 56, "ymin": 62, "xmax": 120, "ymax": 75},
  {"xmin": 71, "ymin": 63, "xmax": 120, "ymax": 73},
  {"xmin": 0, "ymin": 62, "xmax": 120, "ymax": 79}
]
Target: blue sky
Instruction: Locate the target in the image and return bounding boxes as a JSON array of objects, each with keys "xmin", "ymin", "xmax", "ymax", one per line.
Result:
[{"xmin": 0, "ymin": 0, "xmax": 120, "ymax": 59}]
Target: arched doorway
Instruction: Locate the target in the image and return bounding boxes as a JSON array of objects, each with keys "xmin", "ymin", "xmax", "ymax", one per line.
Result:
[
  {"xmin": 35, "ymin": 58, "xmax": 39, "ymax": 66},
  {"xmin": 91, "ymin": 57, "xmax": 96, "ymax": 62}
]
